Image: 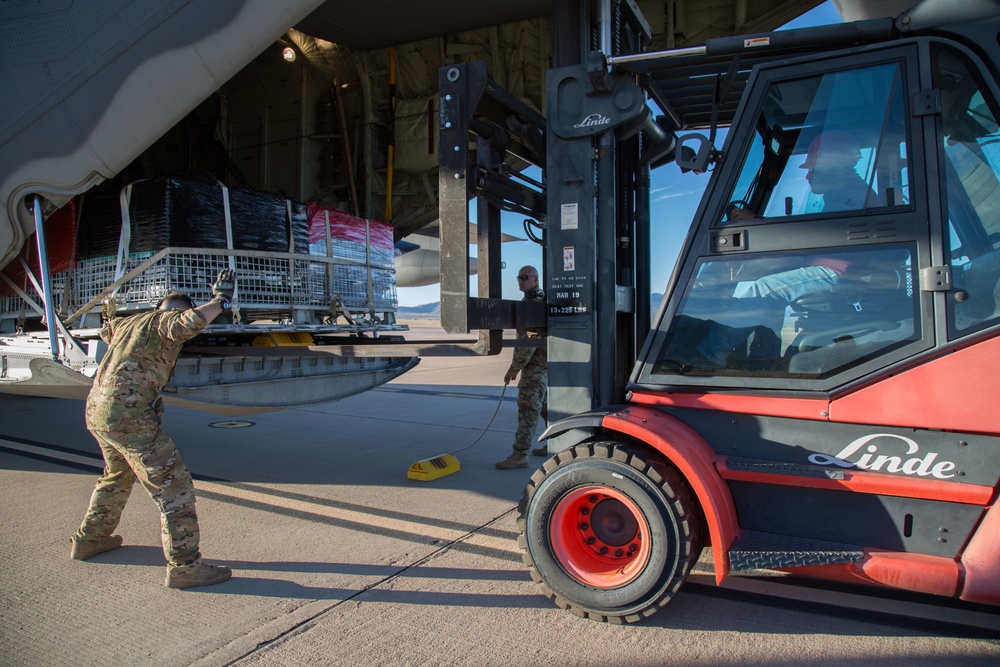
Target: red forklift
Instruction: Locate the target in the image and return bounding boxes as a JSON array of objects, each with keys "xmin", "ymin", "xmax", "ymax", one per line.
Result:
[{"xmin": 438, "ymin": 0, "xmax": 1000, "ymax": 623}]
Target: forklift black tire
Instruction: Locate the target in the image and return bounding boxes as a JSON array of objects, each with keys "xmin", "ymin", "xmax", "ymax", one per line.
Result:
[{"xmin": 517, "ymin": 441, "xmax": 700, "ymax": 624}]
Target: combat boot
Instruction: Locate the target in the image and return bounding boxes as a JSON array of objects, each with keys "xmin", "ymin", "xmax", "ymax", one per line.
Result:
[
  {"xmin": 495, "ymin": 453, "xmax": 528, "ymax": 470},
  {"xmin": 166, "ymin": 562, "xmax": 233, "ymax": 589},
  {"xmin": 531, "ymin": 445, "xmax": 548, "ymax": 456},
  {"xmin": 70, "ymin": 535, "xmax": 123, "ymax": 561}
]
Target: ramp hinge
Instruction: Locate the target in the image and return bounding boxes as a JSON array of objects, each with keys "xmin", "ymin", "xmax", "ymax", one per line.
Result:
[{"xmin": 920, "ymin": 265, "xmax": 952, "ymax": 292}]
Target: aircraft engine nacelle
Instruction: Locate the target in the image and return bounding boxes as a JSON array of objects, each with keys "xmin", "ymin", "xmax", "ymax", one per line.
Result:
[{"xmin": 394, "ymin": 249, "xmax": 478, "ymax": 288}]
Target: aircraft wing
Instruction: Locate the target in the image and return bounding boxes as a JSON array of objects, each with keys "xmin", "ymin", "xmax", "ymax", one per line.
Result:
[{"xmin": 0, "ymin": 0, "xmax": 844, "ymax": 412}]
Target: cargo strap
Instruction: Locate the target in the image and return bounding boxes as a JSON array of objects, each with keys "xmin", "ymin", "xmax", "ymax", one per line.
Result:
[
  {"xmin": 113, "ymin": 184, "xmax": 133, "ymax": 291},
  {"xmin": 219, "ymin": 183, "xmax": 241, "ymax": 323}
]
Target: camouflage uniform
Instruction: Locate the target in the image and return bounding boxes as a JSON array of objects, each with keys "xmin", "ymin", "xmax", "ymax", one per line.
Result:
[
  {"xmin": 74, "ymin": 308, "xmax": 209, "ymax": 572},
  {"xmin": 509, "ymin": 290, "xmax": 548, "ymax": 455}
]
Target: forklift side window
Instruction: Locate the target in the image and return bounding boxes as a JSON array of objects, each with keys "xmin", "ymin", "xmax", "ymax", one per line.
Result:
[
  {"xmin": 937, "ymin": 47, "xmax": 1000, "ymax": 335},
  {"xmin": 653, "ymin": 245, "xmax": 918, "ymax": 379},
  {"xmin": 723, "ymin": 63, "xmax": 909, "ymax": 224}
]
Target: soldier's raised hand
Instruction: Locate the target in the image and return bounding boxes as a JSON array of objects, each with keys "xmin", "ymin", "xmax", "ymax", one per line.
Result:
[{"xmin": 212, "ymin": 269, "xmax": 237, "ymax": 301}]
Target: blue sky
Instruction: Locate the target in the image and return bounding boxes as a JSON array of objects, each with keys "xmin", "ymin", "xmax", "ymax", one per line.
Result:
[{"xmin": 396, "ymin": 1, "xmax": 843, "ymax": 307}]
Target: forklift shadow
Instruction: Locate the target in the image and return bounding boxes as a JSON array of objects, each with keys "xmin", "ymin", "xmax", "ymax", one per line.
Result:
[
  {"xmin": 209, "ymin": 578, "xmax": 551, "ymax": 609},
  {"xmin": 94, "ymin": 548, "xmax": 544, "ymax": 604},
  {"xmin": 638, "ymin": 572, "xmax": 1000, "ymax": 639},
  {"xmin": 92, "ymin": 548, "xmax": 517, "ymax": 580}
]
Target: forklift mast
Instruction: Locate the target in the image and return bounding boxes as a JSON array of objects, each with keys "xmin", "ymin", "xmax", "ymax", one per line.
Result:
[{"xmin": 438, "ymin": 0, "xmax": 663, "ymax": 449}]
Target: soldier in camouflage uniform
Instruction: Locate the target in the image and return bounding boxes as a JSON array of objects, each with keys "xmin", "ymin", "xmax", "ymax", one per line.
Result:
[
  {"xmin": 496, "ymin": 266, "xmax": 548, "ymax": 470},
  {"xmin": 70, "ymin": 269, "xmax": 237, "ymax": 589}
]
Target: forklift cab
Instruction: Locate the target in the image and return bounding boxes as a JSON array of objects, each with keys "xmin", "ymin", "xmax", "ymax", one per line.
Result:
[{"xmin": 642, "ymin": 40, "xmax": 1000, "ymax": 388}]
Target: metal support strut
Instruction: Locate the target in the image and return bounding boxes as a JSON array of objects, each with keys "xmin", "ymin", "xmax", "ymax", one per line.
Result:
[{"xmin": 32, "ymin": 195, "xmax": 59, "ymax": 360}]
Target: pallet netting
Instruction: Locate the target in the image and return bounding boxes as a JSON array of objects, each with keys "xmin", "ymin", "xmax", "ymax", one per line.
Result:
[
  {"xmin": 313, "ymin": 238, "xmax": 396, "ymax": 269},
  {"xmin": 2, "ymin": 250, "xmax": 397, "ymax": 327},
  {"xmin": 0, "ymin": 272, "xmax": 68, "ymax": 323},
  {"xmin": 75, "ymin": 176, "xmax": 310, "ymax": 260},
  {"xmin": 74, "ymin": 252, "xmax": 160, "ymax": 305},
  {"xmin": 329, "ymin": 264, "xmax": 397, "ymax": 311},
  {"xmin": 72, "ymin": 250, "xmax": 396, "ymax": 318},
  {"xmin": 305, "ymin": 205, "xmax": 398, "ymax": 313},
  {"xmin": 2, "ymin": 179, "xmax": 400, "ymax": 326}
]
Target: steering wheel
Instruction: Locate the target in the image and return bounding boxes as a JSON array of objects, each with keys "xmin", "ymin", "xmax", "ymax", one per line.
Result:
[{"xmin": 725, "ymin": 199, "xmax": 753, "ymax": 222}]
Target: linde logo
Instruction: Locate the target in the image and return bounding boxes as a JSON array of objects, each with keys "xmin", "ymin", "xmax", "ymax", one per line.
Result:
[
  {"xmin": 808, "ymin": 433, "xmax": 958, "ymax": 479},
  {"xmin": 573, "ymin": 114, "xmax": 612, "ymax": 129}
]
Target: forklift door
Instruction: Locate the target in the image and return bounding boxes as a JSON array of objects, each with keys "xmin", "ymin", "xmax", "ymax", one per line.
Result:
[{"xmin": 639, "ymin": 46, "xmax": 935, "ymax": 392}]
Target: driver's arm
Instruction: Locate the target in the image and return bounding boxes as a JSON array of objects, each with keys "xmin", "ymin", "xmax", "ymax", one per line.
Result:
[{"xmin": 728, "ymin": 204, "xmax": 764, "ymax": 222}]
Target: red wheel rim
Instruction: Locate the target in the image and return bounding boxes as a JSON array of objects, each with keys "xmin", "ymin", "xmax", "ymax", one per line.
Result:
[{"xmin": 549, "ymin": 485, "xmax": 651, "ymax": 588}]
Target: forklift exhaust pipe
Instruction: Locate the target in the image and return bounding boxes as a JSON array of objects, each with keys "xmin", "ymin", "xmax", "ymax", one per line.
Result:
[{"xmin": 622, "ymin": 109, "xmax": 677, "ymax": 167}]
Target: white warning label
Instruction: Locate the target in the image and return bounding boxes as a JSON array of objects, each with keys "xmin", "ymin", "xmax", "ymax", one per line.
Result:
[{"xmin": 560, "ymin": 202, "xmax": 579, "ymax": 230}]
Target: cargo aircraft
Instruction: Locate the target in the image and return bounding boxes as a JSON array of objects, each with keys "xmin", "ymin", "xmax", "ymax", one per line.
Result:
[{"xmin": 0, "ymin": 0, "xmax": 847, "ymax": 412}]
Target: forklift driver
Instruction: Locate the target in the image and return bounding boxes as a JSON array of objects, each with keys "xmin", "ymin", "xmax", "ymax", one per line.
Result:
[
  {"xmin": 799, "ymin": 130, "xmax": 880, "ymax": 212},
  {"xmin": 729, "ymin": 130, "xmax": 882, "ymax": 220}
]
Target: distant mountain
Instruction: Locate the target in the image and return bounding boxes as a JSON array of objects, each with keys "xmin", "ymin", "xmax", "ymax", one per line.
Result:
[
  {"xmin": 397, "ymin": 302, "xmax": 441, "ymax": 318},
  {"xmin": 651, "ymin": 292, "xmax": 663, "ymax": 312}
]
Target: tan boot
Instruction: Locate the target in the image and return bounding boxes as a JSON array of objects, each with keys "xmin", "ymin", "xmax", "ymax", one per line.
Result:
[
  {"xmin": 165, "ymin": 561, "xmax": 233, "ymax": 589},
  {"xmin": 70, "ymin": 535, "xmax": 123, "ymax": 561},
  {"xmin": 495, "ymin": 453, "xmax": 528, "ymax": 470}
]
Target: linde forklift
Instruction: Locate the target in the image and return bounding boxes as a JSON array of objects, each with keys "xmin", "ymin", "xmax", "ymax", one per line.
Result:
[{"xmin": 438, "ymin": 0, "xmax": 1000, "ymax": 623}]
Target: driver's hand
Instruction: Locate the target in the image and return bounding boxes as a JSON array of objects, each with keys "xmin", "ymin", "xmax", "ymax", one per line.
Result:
[{"xmin": 728, "ymin": 206, "xmax": 762, "ymax": 222}]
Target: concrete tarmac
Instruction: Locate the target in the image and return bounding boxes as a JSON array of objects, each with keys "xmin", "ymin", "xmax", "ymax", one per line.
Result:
[{"xmin": 1, "ymin": 326, "xmax": 998, "ymax": 665}]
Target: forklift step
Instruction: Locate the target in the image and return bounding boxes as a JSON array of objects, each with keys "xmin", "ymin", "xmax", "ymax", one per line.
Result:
[{"xmin": 729, "ymin": 530, "xmax": 864, "ymax": 572}]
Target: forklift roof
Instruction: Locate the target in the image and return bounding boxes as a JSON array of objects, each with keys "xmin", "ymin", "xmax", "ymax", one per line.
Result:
[{"xmin": 615, "ymin": 17, "xmax": 900, "ymax": 130}]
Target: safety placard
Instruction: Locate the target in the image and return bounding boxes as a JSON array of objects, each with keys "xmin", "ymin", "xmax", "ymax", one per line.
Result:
[
  {"xmin": 563, "ymin": 246, "xmax": 575, "ymax": 272},
  {"xmin": 560, "ymin": 203, "xmax": 579, "ymax": 230}
]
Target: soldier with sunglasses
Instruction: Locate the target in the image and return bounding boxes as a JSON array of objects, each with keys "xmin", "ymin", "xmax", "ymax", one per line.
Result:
[{"xmin": 496, "ymin": 266, "xmax": 548, "ymax": 470}]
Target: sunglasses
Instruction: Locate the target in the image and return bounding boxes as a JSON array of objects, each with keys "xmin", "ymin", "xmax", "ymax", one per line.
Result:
[{"xmin": 517, "ymin": 275, "xmax": 535, "ymax": 280}]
